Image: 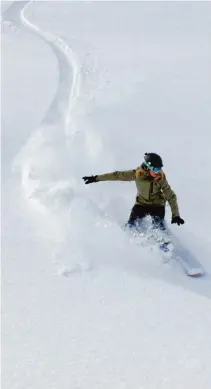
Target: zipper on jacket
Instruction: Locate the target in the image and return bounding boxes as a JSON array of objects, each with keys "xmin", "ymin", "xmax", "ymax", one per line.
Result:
[{"xmin": 149, "ymin": 182, "xmax": 153, "ymax": 198}]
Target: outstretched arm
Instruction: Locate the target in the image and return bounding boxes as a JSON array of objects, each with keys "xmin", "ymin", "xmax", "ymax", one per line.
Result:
[
  {"xmin": 97, "ymin": 170, "xmax": 136, "ymax": 182},
  {"xmin": 83, "ymin": 170, "xmax": 136, "ymax": 184}
]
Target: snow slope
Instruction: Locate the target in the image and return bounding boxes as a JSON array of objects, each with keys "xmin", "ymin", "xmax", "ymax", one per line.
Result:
[{"xmin": 2, "ymin": 2, "xmax": 211, "ymax": 388}]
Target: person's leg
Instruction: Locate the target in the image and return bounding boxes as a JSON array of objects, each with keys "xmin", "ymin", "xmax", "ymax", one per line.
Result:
[
  {"xmin": 127, "ymin": 204, "xmax": 148, "ymax": 227},
  {"xmin": 149, "ymin": 206, "xmax": 171, "ymax": 250},
  {"xmin": 150, "ymin": 206, "xmax": 166, "ymax": 230}
]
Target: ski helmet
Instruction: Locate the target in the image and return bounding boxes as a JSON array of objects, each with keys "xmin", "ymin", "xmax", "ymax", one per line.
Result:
[{"xmin": 144, "ymin": 153, "xmax": 163, "ymax": 168}]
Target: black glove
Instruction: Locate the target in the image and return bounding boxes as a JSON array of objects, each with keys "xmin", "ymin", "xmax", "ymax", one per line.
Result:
[
  {"xmin": 171, "ymin": 216, "xmax": 185, "ymax": 226},
  {"xmin": 82, "ymin": 175, "xmax": 98, "ymax": 185}
]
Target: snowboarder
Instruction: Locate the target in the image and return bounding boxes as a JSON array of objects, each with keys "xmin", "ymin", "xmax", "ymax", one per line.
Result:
[{"xmin": 82, "ymin": 153, "xmax": 184, "ymax": 229}]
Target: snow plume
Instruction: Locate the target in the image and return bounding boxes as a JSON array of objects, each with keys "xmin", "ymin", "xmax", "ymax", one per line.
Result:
[
  {"xmin": 9, "ymin": 1, "xmax": 83, "ymax": 269},
  {"xmin": 10, "ymin": 1, "xmax": 123, "ymax": 274}
]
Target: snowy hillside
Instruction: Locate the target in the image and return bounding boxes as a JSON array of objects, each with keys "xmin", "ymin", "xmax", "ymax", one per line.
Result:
[{"xmin": 2, "ymin": 1, "xmax": 211, "ymax": 388}]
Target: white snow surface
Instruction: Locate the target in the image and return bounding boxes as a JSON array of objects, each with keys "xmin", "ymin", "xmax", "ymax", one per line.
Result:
[{"xmin": 2, "ymin": 2, "xmax": 211, "ymax": 389}]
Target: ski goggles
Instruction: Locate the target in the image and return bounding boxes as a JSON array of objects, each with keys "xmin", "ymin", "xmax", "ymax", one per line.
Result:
[{"xmin": 144, "ymin": 161, "xmax": 162, "ymax": 173}]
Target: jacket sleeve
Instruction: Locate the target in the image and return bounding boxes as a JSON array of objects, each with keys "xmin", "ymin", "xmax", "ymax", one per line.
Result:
[
  {"xmin": 160, "ymin": 174, "xmax": 180, "ymax": 217},
  {"xmin": 97, "ymin": 170, "xmax": 136, "ymax": 182}
]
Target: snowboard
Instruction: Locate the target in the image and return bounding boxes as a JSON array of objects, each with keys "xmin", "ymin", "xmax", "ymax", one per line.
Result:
[
  {"xmin": 126, "ymin": 222, "xmax": 205, "ymax": 277},
  {"xmin": 159, "ymin": 239, "xmax": 204, "ymax": 277}
]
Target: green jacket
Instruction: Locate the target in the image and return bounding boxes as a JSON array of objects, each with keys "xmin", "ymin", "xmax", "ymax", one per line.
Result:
[{"xmin": 97, "ymin": 168, "xmax": 180, "ymax": 217}]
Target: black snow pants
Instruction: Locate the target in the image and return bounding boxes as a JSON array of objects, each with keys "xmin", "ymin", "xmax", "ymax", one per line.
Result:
[{"xmin": 128, "ymin": 204, "xmax": 166, "ymax": 230}]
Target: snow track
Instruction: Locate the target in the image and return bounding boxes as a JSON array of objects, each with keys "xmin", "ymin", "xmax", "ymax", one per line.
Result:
[
  {"xmin": 8, "ymin": 1, "xmax": 81, "ymax": 213},
  {"xmin": 20, "ymin": 1, "xmax": 81, "ymax": 135},
  {"xmin": 3, "ymin": 1, "xmax": 117, "ymax": 276},
  {"xmin": 3, "ymin": 1, "xmax": 93, "ymax": 272}
]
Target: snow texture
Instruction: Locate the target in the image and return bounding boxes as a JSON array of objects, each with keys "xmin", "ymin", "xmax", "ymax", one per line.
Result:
[{"xmin": 2, "ymin": 1, "xmax": 211, "ymax": 389}]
